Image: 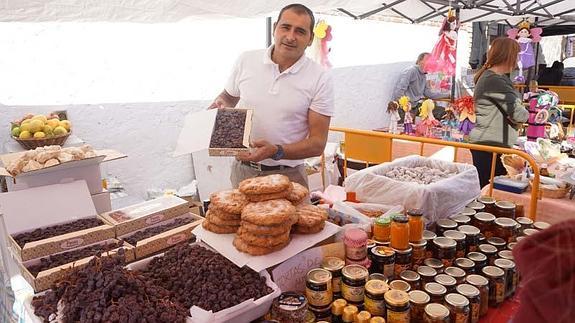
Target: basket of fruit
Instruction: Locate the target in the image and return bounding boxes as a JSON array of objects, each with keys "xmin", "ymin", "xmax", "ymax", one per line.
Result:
[{"xmin": 10, "ymin": 113, "xmax": 72, "ymax": 150}]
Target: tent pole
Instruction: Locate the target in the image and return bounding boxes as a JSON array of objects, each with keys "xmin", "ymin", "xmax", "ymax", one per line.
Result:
[
  {"xmin": 266, "ymin": 17, "xmax": 272, "ymax": 47},
  {"xmin": 534, "ymin": 17, "xmax": 540, "ymax": 79},
  {"xmin": 451, "ymin": 8, "xmax": 461, "ymax": 102}
]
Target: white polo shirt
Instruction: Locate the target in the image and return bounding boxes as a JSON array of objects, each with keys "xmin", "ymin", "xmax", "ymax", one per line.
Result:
[{"xmin": 225, "ymin": 45, "xmax": 335, "ymax": 167}]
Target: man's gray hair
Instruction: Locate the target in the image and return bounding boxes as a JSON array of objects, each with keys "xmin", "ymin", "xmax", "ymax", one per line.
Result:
[{"xmin": 416, "ymin": 52, "xmax": 430, "ymax": 64}]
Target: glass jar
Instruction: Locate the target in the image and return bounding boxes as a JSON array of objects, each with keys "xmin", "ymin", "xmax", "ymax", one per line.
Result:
[
  {"xmin": 494, "ymin": 258, "xmax": 517, "ymax": 299},
  {"xmin": 432, "ymin": 237, "xmax": 457, "ymax": 268},
  {"xmin": 494, "ymin": 218, "xmax": 518, "ymax": 243},
  {"xmin": 271, "ymin": 292, "xmax": 308, "ymax": 322},
  {"xmin": 400, "ymin": 270, "xmax": 421, "ymax": 291},
  {"xmin": 515, "ymin": 217, "xmax": 533, "ymax": 231},
  {"xmin": 393, "ymin": 247, "xmax": 412, "ymax": 278},
  {"xmin": 322, "ymin": 257, "xmax": 345, "ymax": 299},
  {"xmin": 373, "ymin": 216, "xmax": 391, "ymax": 243},
  {"xmin": 367, "ymin": 240, "xmax": 377, "ymax": 260},
  {"xmin": 409, "ymin": 240, "xmax": 427, "ymax": 270},
  {"xmin": 424, "ymin": 258, "xmax": 444, "ymax": 274},
  {"xmin": 344, "ymin": 228, "xmax": 368, "ymax": 261},
  {"xmin": 467, "ymin": 201, "xmax": 485, "ymax": 213},
  {"xmin": 364, "ymin": 279, "xmax": 388, "ymax": 317},
  {"xmin": 477, "ymin": 196, "xmax": 496, "ymax": 214},
  {"xmin": 435, "ymin": 219, "xmax": 457, "ymax": 236},
  {"xmin": 452, "ymin": 215, "xmax": 471, "ymax": 226},
  {"xmin": 533, "ymin": 221, "xmax": 551, "ymax": 231},
  {"xmin": 409, "ymin": 290, "xmax": 430, "ymax": 323},
  {"xmin": 486, "ymin": 237, "xmax": 507, "ymax": 251},
  {"xmin": 478, "ymin": 244, "xmax": 498, "ymax": 265},
  {"xmin": 472, "ymin": 212, "xmax": 496, "ymax": 238},
  {"xmin": 341, "ymin": 265, "xmax": 369, "ymax": 307},
  {"xmin": 457, "ymin": 225, "xmax": 481, "ymax": 253},
  {"xmin": 465, "ymin": 274, "xmax": 489, "ymax": 317},
  {"xmin": 424, "ymin": 282, "xmax": 447, "ymax": 304},
  {"xmin": 355, "ymin": 311, "xmax": 372, "ymax": 323},
  {"xmin": 417, "ymin": 266, "xmax": 438, "ymax": 285},
  {"xmin": 494, "ymin": 201, "xmax": 516, "ymax": 219},
  {"xmin": 309, "ymin": 304, "xmax": 332, "ymax": 322},
  {"xmin": 444, "ymin": 266, "xmax": 466, "ymax": 284},
  {"xmin": 434, "ymin": 274, "xmax": 457, "ymax": 293},
  {"xmin": 460, "ymin": 207, "xmax": 476, "ymax": 218},
  {"xmin": 384, "ymin": 290, "xmax": 410, "ymax": 323},
  {"xmin": 482, "ymin": 266, "xmax": 506, "ymax": 307},
  {"xmin": 407, "ymin": 209, "xmax": 424, "ymax": 242},
  {"xmin": 467, "ymin": 252, "xmax": 488, "ymax": 273},
  {"xmin": 498, "ymin": 250, "xmax": 514, "ymax": 261},
  {"xmin": 371, "ymin": 246, "xmax": 395, "ymax": 280},
  {"xmin": 443, "ymin": 230, "xmax": 467, "ymax": 258},
  {"xmin": 507, "ymin": 242, "xmax": 516, "ymax": 250},
  {"xmin": 423, "ymin": 230, "xmax": 437, "ymax": 259},
  {"xmin": 306, "ymin": 268, "xmax": 333, "ymax": 308},
  {"xmin": 369, "ymin": 317, "xmax": 385, "ymax": 323},
  {"xmin": 423, "ymin": 303, "xmax": 450, "ymax": 323},
  {"xmin": 331, "ymin": 298, "xmax": 347, "ymax": 322},
  {"xmin": 523, "ymin": 228, "xmax": 539, "ymax": 236},
  {"xmin": 342, "ymin": 305, "xmax": 359, "ymax": 323},
  {"xmin": 454, "ymin": 257, "xmax": 475, "ymax": 274},
  {"xmin": 391, "ymin": 215, "xmax": 410, "ymax": 250},
  {"xmin": 369, "ymin": 273, "xmax": 388, "ymax": 283},
  {"xmin": 456, "ymin": 284, "xmax": 481, "ymax": 323},
  {"xmin": 445, "ymin": 293, "xmax": 470, "ymax": 323},
  {"xmin": 389, "ymin": 280, "xmax": 411, "ymax": 293}
]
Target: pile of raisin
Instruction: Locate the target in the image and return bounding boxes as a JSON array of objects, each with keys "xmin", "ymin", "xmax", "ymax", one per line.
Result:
[
  {"xmin": 125, "ymin": 218, "xmax": 194, "ymax": 246},
  {"xmin": 209, "ymin": 109, "xmax": 247, "ymax": 148},
  {"xmin": 14, "ymin": 218, "xmax": 104, "ymax": 247}
]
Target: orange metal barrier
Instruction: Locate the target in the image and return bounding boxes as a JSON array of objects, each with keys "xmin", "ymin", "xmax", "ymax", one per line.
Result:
[{"xmin": 329, "ymin": 127, "xmax": 541, "ymax": 221}]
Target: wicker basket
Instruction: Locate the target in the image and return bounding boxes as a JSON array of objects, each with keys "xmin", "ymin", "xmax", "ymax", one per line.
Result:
[
  {"xmin": 530, "ymin": 181, "xmax": 571, "ymax": 199},
  {"xmin": 12, "ymin": 132, "xmax": 70, "ymax": 150}
]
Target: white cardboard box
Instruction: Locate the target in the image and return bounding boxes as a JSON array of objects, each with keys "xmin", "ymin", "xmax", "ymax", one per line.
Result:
[
  {"xmin": 0, "ymin": 180, "xmax": 115, "ymax": 261},
  {"xmin": 92, "ymin": 189, "xmax": 111, "ymax": 214},
  {"xmin": 0, "ymin": 149, "xmax": 126, "ymax": 195}
]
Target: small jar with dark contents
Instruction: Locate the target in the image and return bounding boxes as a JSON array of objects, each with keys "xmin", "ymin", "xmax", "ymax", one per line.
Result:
[
  {"xmin": 364, "ymin": 279, "xmax": 388, "ymax": 317},
  {"xmin": 389, "ymin": 279, "xmax": 411, "ymax": 293},
  {"xmin": 445, "ymin": 293, "xmax": 470, "ymax": 323},
  {"xmin": 393, "ymin": 247, "xmax": 412, "ymax": 278},
  {"xmin": 515, "ymin": 217, "xmax": 533, "ymax": 231},
  {"xmin": 495, "ymin": 201, "xmax": 516, "ymax": 219},
  {"xmin": 456, "ymin": 284, "xmax": 481, "ymax": 323},
  {"xmin": 410, "ymin": 240, "xmax": 427, "ymax": 270},
  {"xmin": 432, "ymin": 237, "xmax": 457, "ymax": 268},
  {"xmin": 486, "ymin": 237, "xmax": 507, "ymax": 251},
  {"xmin": 494, "ymin": 258, "xmax": 517, "ymax": 299},
  {"xmin": 271, "ymin": 292, "xmax": 308, "ymax": 322},
  {"xmin": 423, "ymin": 303, "xmax": 450, "ymax": 323},
  {"xmin": 478, "ymin": 244, "xmax": 498, "ymax": 265},
  {"xmin": 305, "ymin": 268, "xmax": 333, "ymax": 308},
  {"xmin": 443, "ymin": 230, "xmax": 467, "ymax": 258},
  {"xmin": 322, "ymin": 257, "xmax": 345, "ymax": 299},
  {"xmin": 465, "ymin": 274, "xmax": 489, "ymax": 317},
  {"xmin": 400, "ymin": 270, "xmax": 421, "ymax": 291},
  {"xmin": 467, "ymin": 201, "xmax": 485, "ymax": 213},
  {"xmin": 371, "ymin": 246, "xmax": 396, "ymax": 280},
  {"xmin": 498, "ymin": 250, "xmax": 514, "ymax": 261},
  {"xmin": 423, "ymin": 230, "xmax": 437, "ymax": 259},
  {"xmin": 417, "ymin": 266, "xmax": 438, "ymax": 285},
  {"xmin": 424, "ymin": 282, "xmax": 447, "ymax": 304},
  {"xmin": 409, "ymin": 290, "xmax": 430, "ymax": 322},
  {"xmin": 472, "ymin": 212, "xmax": 496, "ymax": 238},
  {"xmin": 467, "ymin": 252, "xmax": 488, "ymax": 273},
  {"xmin": 384, "ymin": 290, "xmax": 410, "ymax": 323},
  {"xmin": 424, "ymin": 258, "xmax": 444, "ymax": 274},
  {"xmin": 533, "ymin": 221, "xmax": 551, "ymax": 231},
  {"xmin": 477, "ymin": 196, "xmax": 496, "ymax": 214},
  {"xmin": 444, "ymin": 266, "xmax": 466, "ymax": 284},
  {"xmin": 341, "ymin": 265, "xmax": 369, "ymax": 308},
  {"xmin": 434, "ymin": 274, "xmax": 457, "ymax": 293},
  {"xmin": 482, "ymin": 266, "xmax": 506, "ymax": 307},
  {"xmin": 454, "ymin": 257, "xmax": 475, "ymax": 274},
  {"xmin": 435, "ymin": 219, "xmax": 457, "ymax": 236},
  {"xmin": 452, "ymin": 215, "xmax": 471, "ymax": 227},
  {"xmin": 494, "ymin": 218, "xmax": 518, "ymax": 243},
  {"xmin": 457, "ymin": 225, "xmax": 481, "ymax": 253}
]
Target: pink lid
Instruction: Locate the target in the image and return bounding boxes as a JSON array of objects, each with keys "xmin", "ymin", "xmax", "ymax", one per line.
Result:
[{"xmin": 344, "ymin": 228, "xmax": 368, "ymax": 247}]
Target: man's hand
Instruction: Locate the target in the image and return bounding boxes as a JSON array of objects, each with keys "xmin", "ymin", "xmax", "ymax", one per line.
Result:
[
  {"xmin": 208, "ymin": 90, "xmax": 240, "ymax": 110},
  {"xmin": 207, "ymin": 96, "xmax": 226, "ymax": 109},
  {"xmin": 236, "ymin": 139, "xmax": 277, "ymax": 162}
]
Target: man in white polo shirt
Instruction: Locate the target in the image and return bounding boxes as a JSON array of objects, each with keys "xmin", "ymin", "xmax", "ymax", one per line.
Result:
[{"xmin": 209, "ymin": 3, "xmax": 334, "ymax": 188}]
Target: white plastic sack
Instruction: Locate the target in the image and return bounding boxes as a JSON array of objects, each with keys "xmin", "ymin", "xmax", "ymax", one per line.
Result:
[{"xmin": 344, "ymin": 155, "xmax": 480, "ymax": 224}]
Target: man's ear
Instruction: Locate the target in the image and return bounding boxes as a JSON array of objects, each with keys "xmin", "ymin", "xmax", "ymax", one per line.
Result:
[{"xmin": 307, "ymin": 32, "xmax": 314, "ymax": 47}]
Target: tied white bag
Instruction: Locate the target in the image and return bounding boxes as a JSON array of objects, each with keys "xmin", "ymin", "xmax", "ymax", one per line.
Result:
[{"xmin": 344, "ymin": 155, "xmax": 480, "ymax": 224}]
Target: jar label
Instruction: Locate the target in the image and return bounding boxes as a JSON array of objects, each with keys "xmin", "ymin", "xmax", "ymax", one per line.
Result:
[
  {"xmin": 471, "ymin": 302, "xmax": 480, "ymax": 323},
  {"xmin": 384, "ymin": 264, "xmax": 395, "ymax": 279},
  {"xmin": 394, "ymin": 263, "xmax": 410, "ymax": 277},
  {"xmin": 496, "ymin": 282, "xmax": 505, "ymax": 303},
  {"xmin": 455, "ymin": 312, "xmax": 469, "ymax": 323},
  {"xmin": 364, "ymin": 297, "xmax": 385, "ymax": 316},
  {"xmin": 346, "ymin": 246, "xmax": 368, "ymax": 260},
  {"xmin": 387, "ymin": 309, "xmax": 410, "ymax": 322},
  {"xmin": 305, "ymin": 287, "xmax": 332, "ymax": 307},
  {"xmin": 332, "ymin": 277, "xmax": 342, "ymax": 294},
  {"xmin": 342, "ymin": 284, "xmax": 364, "ymax": 302}
]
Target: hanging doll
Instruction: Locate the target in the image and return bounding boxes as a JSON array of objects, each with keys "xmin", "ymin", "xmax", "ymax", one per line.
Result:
[
  {"xmin": 387, "ymin": 101, "xmax": 401, "ymax": 134},
  {"xmin": 507, "ymin": 20, "xmax": 543, "ymax": 84},
  {"xmin": 426, "ymin": 9, "xmax": 459, "ymax": 77},
  {"xmin": 452, "ymin": 96, "xmax": 475, "ymax": 138},
  {"xmin": 416, "ymin": 99, "xmax": 440, "ymax": 137},
  {"xmin": 399, "ymin": 96, "xmax": 414, "ymax": 135},
  {"xmin": 526, "ymin": 91, "xmax": 559, "ymax": 141},
  {"xmin": 441, "ymin": 107, "xmax": 458, "ymax": 141},
  {"xmin": 311, "ymin": 20, "xmax": 333, "ymax": 69}
]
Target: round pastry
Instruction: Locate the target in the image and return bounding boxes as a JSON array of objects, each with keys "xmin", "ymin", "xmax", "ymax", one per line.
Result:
[
  {"xmin": 241, "ymin": 199, "xmax": 296, "ymax": 226},
  {"xmin": 206, "ymin": 206, "xmax": 241, "ymax": 220},
  {"xmin": 237, "ymin": 227, "xmax": 290, "ymax": 246},
  {"xmin": 206, "ymin": 210, "xmax": 241, "ymax": 227},
  {"xmin": 239, "ymin": 221, "xmax": 292, "ymax": 236},
  {"xmin": 202, "ymin": 217, "xmax": 239, "ymax": 234},
  {"xmin": 295, "ymin": 204, "xmax": 328, "ymax": 228},
  {"xmin": 287, "ymin": 182, "xmax": 309, "ymax": 204},
  {"xmin": 233, "ymin": 235, "xmax": 290, "ymax": 256},
  {"xmin": 293, "ymin": 222, "xmax": 326, "ymax": 234},
  {"xmin": 239, "ymin": 174, "xmax": 291, "ymax": 195},
  {"xmin": 245, "ymin": 189, "xmax": 291, "ymax": 203},
  {"xmin": 209, "ymin": 189, "xmax": 249, "ymax": 214}
]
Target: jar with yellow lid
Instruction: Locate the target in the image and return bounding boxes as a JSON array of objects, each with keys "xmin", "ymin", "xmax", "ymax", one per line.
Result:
[
  {"xmin": 369, "ymin": 317, "xmax": 385, "ymax": 323},
  {"xmin": 305, "ymin": 268, "xmax": 333, "ymax": 308},
  {"xmin": 364, "ymin": 279, "xmax": 388, "ymax": 317},
  {"xmin": 342, "ymin": 305, "xmax": 359, "ymax": 323},
  {"xmin": 331, "ymin": 298, "xmax": 347, "ymax": 323},
  {"xmin": 322, "ymin": 257, "xmax": 345, "ymax": 299},
  {"xmin": 373, "ymin": 216, "xmax": 391, "ymax": 243},
  {"xmin": 355, "ymin": 311, "xmax": 372, "ymax": 323},
  {"xmin": 384, "ymin": 290, "xmax": 410, "ymax": 323}
]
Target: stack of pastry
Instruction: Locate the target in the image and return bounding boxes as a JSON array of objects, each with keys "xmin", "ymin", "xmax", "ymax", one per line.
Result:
[
  {"xmin": 202, "ymin": 189, "xmax": 248, "ymax": 234},
  {"xmin": 292, "ymin": 204, "xmax": 328, "ymax": 234}
]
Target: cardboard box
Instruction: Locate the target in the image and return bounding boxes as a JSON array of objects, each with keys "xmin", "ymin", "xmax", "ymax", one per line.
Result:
[
  {"xmin": 92, "ymin": 189, "xmax": 111, "ymax": 214},
  {"xmin": 174, "ymin": 108, "xmax": 253, "ymax": 157},
  {"xmin": 121, "ymin": 213, "xmax": 203, "ymax": 259},
  {"xmin": 0, "ymin": 181, "xmax": 116, "ymax": 262},
  {"xmin": 99, "ymin": 195, "xmax": 190, "ymax": 236},
  {"xmin": 0, "ymin": 149, "xmax": 126, "ymax": 194},
  {"xmin": 18, "ymin": 239, "xmax": 134, "ymax": 292}
]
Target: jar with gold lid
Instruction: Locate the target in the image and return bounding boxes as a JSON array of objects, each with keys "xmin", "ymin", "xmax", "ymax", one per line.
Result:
[
  {"xmin": 457, "ymin": 225, "xmax": 481, "ymax": 253},
  {"xmin": 423, "ymin": 303, "xmax": 450, "ymax": 323},
  {"xmin": 409, "ymin": 290, "xmax": 430, "ymax": 322},
  {"xmin": 445, "ymin": 293, "xmax": 470, "ymax": 323},
  {"xmin": 331, "ymin": 298, "xmax": 347, "ymax": 322},
  {"xmin": 456, "ymin": 284, "xmax": 481, "ymax": 323},
  {"xmin": 454, "ymin": 257, "xmax": 475, "ymax": 274},
  {"xmin": 389, "ymin": 279, "xmax": 411, "ymax": 293},
  {"xmin": 494, "ymin": 258, "xmax": 517, "ymax": 299},
  {"xmin": 424, "ymin": 282, "xmax": 447, "ymax": 304},
  {"xmin": 493, "ymin": 218, "xmax": 518, "ymax": 243},
  {"xmin": 407, "ymin": 209, "xmax": 424, "ymax": 242},
  {"xmin": 482, "ymin": 266, "xmax": 505, "ymax": 307},
  {"xmin": 341, "ymin": 265, "xmax": 369, "ymax": 307},
  {"xmin": 435, "ymin": 219, "xmax": 457, "ymax": 236},
  {"xmin": 434, "ymin": 274, "xmax": 457, "ymax": 293},
  {"xmin": 305, "ymin": 268, "xmax": 333, "ymax": 308},
  {"xmin": 417, "ymin": 266, "xmax": 438, "ymax": 285},
  {"xmin": 369, "ymin": 317, "xmax": 385, "ymax": 323},
  {"xmin": 486, "ymin": 237, "xmax": 507, "ymax": 251},
  {"xmin": 494, "ymin": 201, "xmax": 516, "ymax": 219},
  {"xmin": 443, "ymin": 230, "xmax": 467, "ymax": 258},
  {"xmin": 342, "ymin": 305, "xmax": 359, "ymax": 323},
  {"xmin": 465, "ymin": 274, "xmax": 489, "ymax": 316},
  {"xmin": 384, "ymin": 290, "xmax": 410, "ymax": 323},
  {"xmin": 322, "ymin": 257, "xmax": 345, "ymax": 299},
  {"xmin": 400, "ymin": 270, "xmax": 421, "ymax": 291},
  {"xmin": 472, "ymin": 212, "xmax": 496, "ymax": 238},
  {"xmin": 444, "ymin": 266, "xmax": 466, "ymax": 284},
  {"xmin": 391, "ymin": 215, "xmax": 410, "ymax": 250},
  {"xmin": 477, "ymin": 196, "xmax": 496, "ymax": 214},
  {"xmin": 355, "ymin": 311, "xmax": 372, "ymax": 323},
  {"xmin": 364, "ymin": 279, "xmax": 388, "ymax": 317},
  {"xmin": 467, "ymin": 200, "xmax": 485, "ymax": 213},
  {"xmin": 432, "ymin": 237, "xmax": 457, "ymax": 268}
]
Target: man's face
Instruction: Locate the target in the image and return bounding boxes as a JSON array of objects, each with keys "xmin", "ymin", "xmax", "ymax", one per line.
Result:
[
  {"xmin": 418, "ymin": 54, "xmax": 430, "ymax": 71},
  {"xmin": 273, "ymin": 9, "xmax": 313, "ymax": 62}
]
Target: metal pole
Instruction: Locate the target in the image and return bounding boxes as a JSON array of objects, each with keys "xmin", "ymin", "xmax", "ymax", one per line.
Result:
[
  {"xmin": 266, "ymin": 17, "xmax": 272, "ymax": 47},
  {"xmin": 451, "ymin": 8, "xmax": 460, "ymax": 101},
  {"xmin": 534, "ymin": 17, "xmax": 540, "ymax": 79}
]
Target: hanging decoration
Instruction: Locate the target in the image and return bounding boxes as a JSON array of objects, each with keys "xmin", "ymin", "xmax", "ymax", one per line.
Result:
[
  {"xmin": 451, "ymin": 96, "xmax": 475, "ymax": 137},
  {"xmin": 310, "ymin": 20, "xmax": 333, "ymax": 68},
  {"xmin": 426, "ymin": 9, "xmax": 459, "ymax": 77},
  {"xmin": 507, "ymin": 20, "xmax": 543, "ymax": 84},
  {"xmin": 416, "ymin": 99, "xmax": 440, "ymax": 137},
  {"xmin": 399, "ymin": 96, "xmax": 414, "ymax": 135}
]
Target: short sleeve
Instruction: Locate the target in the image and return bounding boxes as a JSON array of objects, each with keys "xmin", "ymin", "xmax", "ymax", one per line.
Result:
[
  {"xmin": 310, "ymin": 71, "xmax": 335, "ymax": 117},
  {"xmin": 224, "ymin": 54, "xmax": 243, "ymax": 97}
]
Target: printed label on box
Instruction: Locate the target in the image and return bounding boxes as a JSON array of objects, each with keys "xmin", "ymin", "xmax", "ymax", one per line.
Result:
[
  {"xmin": 60, "ymin": 238, "xmax": 85, "ymax": 250},
  {"xmin": 167, "ymin": 233, "xmax": 188, "ymax": 246},
  {"xmin": 145, "ymin": 213, "xmax": 165, "ymax": 225}
]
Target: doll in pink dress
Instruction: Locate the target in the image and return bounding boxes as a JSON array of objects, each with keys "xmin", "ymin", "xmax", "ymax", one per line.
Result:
[
  {"xmin": 416, "ymin": 99, "xmax": 440, "ymax": 137},
  {"xmin": 426, "ymin": 12, "xmax": 458, "ymax": 77},
  {"xmin": 507, "ymin": 20, "xmax": 542, "ymax": 84}
]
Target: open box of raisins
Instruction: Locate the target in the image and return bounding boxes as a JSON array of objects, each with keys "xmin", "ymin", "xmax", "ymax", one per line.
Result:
[{"xmin": 0, "ymin": 180, "xmax": 116, "ymax": 262}]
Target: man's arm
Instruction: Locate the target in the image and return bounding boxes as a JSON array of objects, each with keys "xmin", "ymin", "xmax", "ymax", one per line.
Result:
[
  {"xmin": 208, "ymin": 90, "xmax": 240, "ymax": 109},
  {"xmin": 236, "ymin": 110, "xmax": 331, "ymax": 162},
  {"xmin": 392, "ymin": 69, "xmax": 412, "ymax": 100}
]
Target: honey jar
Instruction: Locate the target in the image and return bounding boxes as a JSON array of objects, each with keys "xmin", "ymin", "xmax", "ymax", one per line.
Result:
[
  {"xmin": 443, "ymin": 230, "xmax": 467, "ymax": 258},
  {"xmin": 364, "ymin": 279, "xmax": 388, "ymax": 317},
  {"xmin": 322, "ymin": 257, "xmax": 345, "ymax": 299},
  {"xmin": 355, "ymin": 311, "xmax": 372, "ymax": 323},
  {"xmin": 384, "ymin": 290, "xmax": 410, "ymax": 323},
  {"xmin": 477, "ymin": 196, "xmax": 496, "ymax": 214},
  {"xmin": 434, "ymin": 274, "xmax": 457, "ymax": 293},
  {"xmin": 331, "ymin": 299, "xmax": 347, "ymax": 322},
  {"xmin": 389, "ymin": 279, "xmax": 411, "ymax": 293},
  {"xmin": 391, "ymin": 215, "xmax": 410, "ymax": 250},
  {"xmin": 342, "ymin": 265, "xmax": 369, "ymax": 307},
  {"xmin": 373, "ymin": 216, "xmax": 391, "ymax": 243},
  {"xmin": 409, "ymin": 290, "xmax": 430, "ymax": 322},
  {"xmin": 493, "ymin": 218, "xmax": 518, "ymax": 243},
  {"xmin": 305, "ymin": 268, "xmax": 333, "ymax": 308},
  {"xmin": 472, "ymin": 212, "xmax": 496, "ymax": 238},
  {"xmin": 432, "ymin": 237, "xmax": 457, "ymax": 268},
  {"xmin": 342, "ymin": 305, "xmax": 359, "ymax": 323},
  {"xmin": 482, "ymin": 266, "xmax": 505, "ymax": 307},
  {"xmin": 457, "ymin": 225, "xmax": 481, "ymax": 253},
  {"xmin": 494, "ymin": 201, "xmax": 516, "ymax": 219},
  {"xmin": 407, "ymin": 209, "xmax": 424, "ymax": 242},
  {"xmin": 435, "ymin": 219, "xmax": 457, "ymax": 236},
  {"xmin": 456, "ymin": 284, "xmax": 481, "ymax": 323}
]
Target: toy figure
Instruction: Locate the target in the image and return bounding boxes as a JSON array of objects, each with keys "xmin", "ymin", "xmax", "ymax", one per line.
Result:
[
  {"xmin": 441, "ymin": 107, "xmax": 458, "ymax": 140},
  {"xmin": 387, "ymin": 101, "xmax": 401, "ymax": 134},
  {"xmin": 399, "ymin": 96, "xmax": 414, "ymax": 134},
  {"xmin": 426, "ymin": 10, "xmax": 459, "ymax": 77},
  {"xmin": 507, "ymin": 20, "xmax": 543, "ymax": 83},
  {"xmin": 452, "ymin": 96, "xmax": 475, "ymax": 138},
  {"xmin": 416, "ymin": 99, "xmax": 440, "ymax": 137},
  {"xmin": 527, "ymin": 91, "xmax": 558, "ymax": 141}
]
